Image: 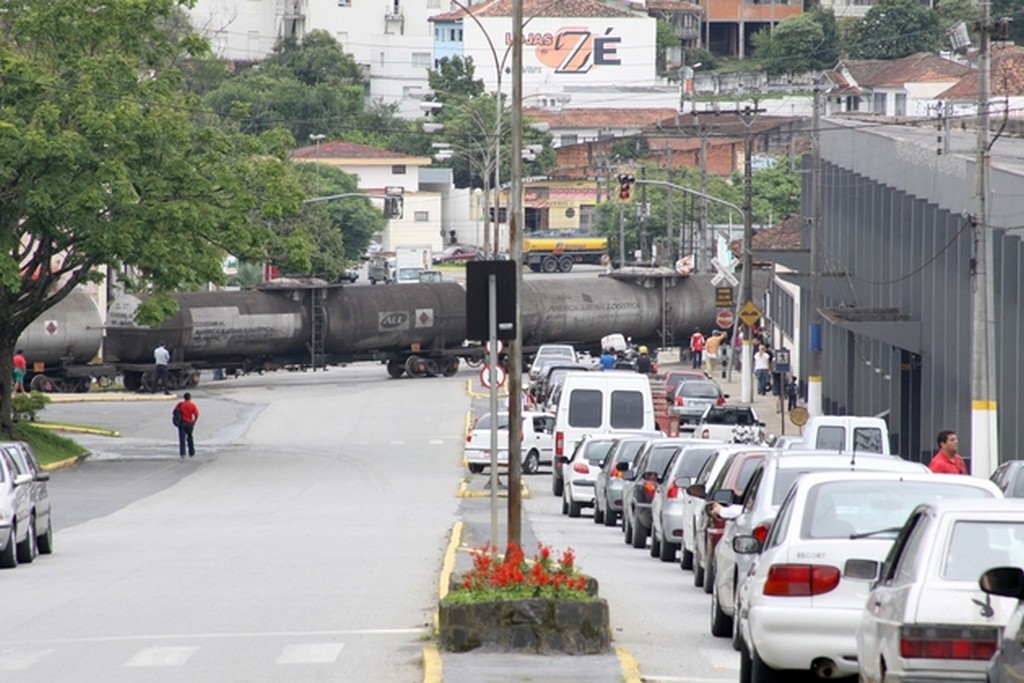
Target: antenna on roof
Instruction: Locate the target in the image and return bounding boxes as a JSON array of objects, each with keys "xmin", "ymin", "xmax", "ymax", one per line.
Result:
[{"xmin": 947, "ymin": 22, "xmax": 971, "ymax": 55}]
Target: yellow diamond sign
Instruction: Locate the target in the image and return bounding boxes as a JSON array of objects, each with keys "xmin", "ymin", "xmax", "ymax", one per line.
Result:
[{"xmin": 738, "ymin": 301, "xmax": 762, "ymax": 328}]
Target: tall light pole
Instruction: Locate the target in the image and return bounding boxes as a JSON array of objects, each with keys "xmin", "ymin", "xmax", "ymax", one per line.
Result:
[{"xmin": 309, "ymin": 133, "xmax": 325, "ymax": 193}]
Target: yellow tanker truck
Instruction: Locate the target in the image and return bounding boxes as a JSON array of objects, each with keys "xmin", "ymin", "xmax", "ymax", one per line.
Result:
[{"xmin": 523, "ymin": 233, "xmax": 609, "ymax": 273}]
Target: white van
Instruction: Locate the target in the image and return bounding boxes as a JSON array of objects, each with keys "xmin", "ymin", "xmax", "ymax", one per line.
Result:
[
  {"xmin": 553, "ymin": 371, "xmax": 656, "ymax": 463},
  {"xmin": 799, "ymin": 416, "xmax": 891, "ymax": 455}
]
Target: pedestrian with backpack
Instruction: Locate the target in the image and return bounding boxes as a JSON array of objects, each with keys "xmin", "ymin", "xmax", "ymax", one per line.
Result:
[{"xmin": 172, "ymin": 392, "xmax": 199, "ymax": 458}]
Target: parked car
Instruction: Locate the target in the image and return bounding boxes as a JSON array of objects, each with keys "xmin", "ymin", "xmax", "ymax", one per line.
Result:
[
  {"xmin": 857, "ymin": 498, "xmax": 1024, "ymax": 683},
  {"xmin": 0, "ymin": 446, "xmax": 35, "ymax": 568},
  {"xmin": 981, "ymin": 565, "xmax": 1024, "ymax": 683},
  {"xmin": 735, "ymin": 472, "xmax": 1001, "ymax": 682},
  {"xmin": 680, "ymin": 445, "xmax": 748, "ymax": 571},
  {"xmin": 671, "ymin": 378, "xmax": 726, "ymax": 426},
  {"xmin": 529, "ymin": 344, "xmax": 577, "ymax": 383},
  {"xmin": 695, "ymin": 405, "xmax": 765, "ymax": 443},
  {"xmin": 621, "ymin": 438, "xmax": 703, "ymax": 550},
  {"xmin": 711, "ymin": 452, "xmax": 928, "ymax": 645},
  {"xmin": 1, "ymin": 442, "xmax": 53, "ymax": 556},
  {"xmin": 991, "ymin": 459, "xmax": 1024, "ymax": 497},
  {"xmin": 650, "ymin": 442, "xmax": 721, "ymax": 562},
  {"xmin": 432, "ymin": 245, "xmax": 480, "ymax": 264},
  {"xmin": 528, "ymin": 361, "xmax": 585, "ymax": 405},
  {"xmin": 593, "ymin": 435, "xmax": 661, "ymax": 527},
  {"xmin": 339, "ymin": 267, "xmax": 359, "ymax": 283},
  {"xmin": 662, "ymin": 369, "xmax": 707, "ymax": 402},
  {"xmin": 464, "ymin": 411, "xmax": 554, "ymax": 475},
  {"xmin": 689, "ymin": 447, "xmax": 770, "ymax": 591},
  {"xmin": 560, "ymin": 434, "xmax": 621, "ymax": 518}
]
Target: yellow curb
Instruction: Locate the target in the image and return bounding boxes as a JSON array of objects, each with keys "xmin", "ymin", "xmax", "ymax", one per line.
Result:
[
  {"xmin": 422, "ymin": 643, "xmax": 443, "ymax": 683},
  {"xmin": 616, "ymin": 647, "xmax": 642, "ymax": 683},
  {"xmin": 42, "ymin": 456, "xmax": 85, "ymax": 472},
  {"xmin": 434, "ymin": 521, "xmax": 464, "ymax": 634},
  {"xmin": 31, "ymin": 423, "xmax": 121, "ymax": 437},
  {"xmin": 46, "ymin": 393, "xmax": 177, "ymax": 403}
]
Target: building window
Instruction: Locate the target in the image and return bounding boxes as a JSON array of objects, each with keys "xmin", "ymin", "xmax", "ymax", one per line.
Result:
[
  {"xmin": 561, "ymin": 133, "xmax": 578, "ymax": 146},
  {"xmin": 414, "ymin": 211, "xmax": 429, "ymax": 222},
  {"xmin": 392, "ymin": 165, "xmax": 407, "ymax": 174},
  {"xmin": 449, "ymin": 28, "xmax": 458, "ymax": 41},
  {"xmin": 895, "ymin": 93, "xmax": 907, "ymax": 116},
  {"xmin": 412, "ymin": 53, "xmax": 430, "ymax": 68},
  {"xmin": 457, "ymin": 28, "xmax": 463, "ymax": 41},
  {"xmin": 872, "ymin": 92, "xmax": 887, "ymax": 114}
]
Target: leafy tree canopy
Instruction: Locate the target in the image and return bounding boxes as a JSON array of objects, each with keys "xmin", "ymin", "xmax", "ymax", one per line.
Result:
[
  {"xmin": 849, "ymin": 0, "xmax": 941, "ymax": 59},
  {"xmin": 752, "ymin": 15, "xmax": 828, "ymax": 75},
  {"xmin": 0, "ymin": 0, "xmax": 305, "ymax": 432}
]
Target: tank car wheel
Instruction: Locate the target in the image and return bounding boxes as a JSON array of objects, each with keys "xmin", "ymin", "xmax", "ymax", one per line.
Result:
[
  {"xmin": 186, "ymin": 371, "xmax": 201, "ymax": 387},
  {"xmin": 541, "ymin": 256, "xmax": 558, "ymax": 273},
  {"xmin": 423, "ymin": 359, "xmax": 440, "ymax": 377},
  {"xmin": 465, "ymin": 356, "xmax": 483, "ymax": 369},
  {"xmin": 404, "ymin": 355, "xmax": 426, "ymax": 378},
  {"xmin": 558, "ymin": 256, "xmax": 574, "ymax": 273},
  {"xmin": 386, "ymin": 360, "xmax": 405, "ymax": 379},
  {"xmin": 442, "ymin": 356, "xmax": 460, "ymax": 377},
  {"xmin": 140, "ymin": 370, "xmax": 156, "ymax": 393},
  {"xmin": 122, "ymin": 372, "xmax": 142, "ymax": 392},
  {"xmin": 96, "ymin": 375, "xmax": 115, "ymax": 390},
  {"xmin": 73, "ymin": 378, "xmax": 91, "ymax": 393},
  {"xmin": 30, "ymin": 374, "xmax": 56, "ymax": 393}
]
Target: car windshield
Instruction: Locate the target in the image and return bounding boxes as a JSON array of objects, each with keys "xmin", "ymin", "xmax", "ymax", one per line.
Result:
[
  {"xmin": 703, "ymin": 408, "xmax": 754, "ymax": 424},
  {"xmin": 475, "ymin": 414, "xmax": 509, "ymax": 430},
  {"xmin": 610, "ymin": 440, "xmax": 649, "ymax": 467},
  {"xmin": 802, "ymin": 480, "xmax": 995, "ymax": 540},
  {"xmin": 681, "ymin": 382, "xmax": 720, "ymax": 399},
  {"xmin": 943, "ymin": 521, "xmax": 1024, "ymax": 581},
  {"xmin": 582, "ymin": 440, "xmax": 616, "ymax": 465}
]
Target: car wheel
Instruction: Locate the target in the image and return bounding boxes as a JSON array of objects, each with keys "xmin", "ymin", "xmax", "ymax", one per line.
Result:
[
  {"xmin": 593, "ymin": 504, "xmax": 605, "ymax": 525},
  {"xmin": 468, "ymin": 463, "xmax": 484, "ymax": 474},
  {"xmin": 0, "ymin": 527, "xmax": 17, "ymax": 569},
  {"xmin": 703, "ymin": 551, "xmax": 715, "ymax": 594},
  {"xmin": 710, "ymin": 575, "xmax": 733, "ymax": 637},
  {"xmin": 561, "ymin": 493, "xmax": 569, "ymax": 516},
  {"xmin": 680, "ymin": 546, "xmax": 694, "ymax": 570},
  {"xmin": 693, "ymin": 544, "xmax": 705, "ymax": 587},
  {"xmin": 541, "ymin": 256, "xmax": 558, "ymax": 273},
  {"xmin": 649, "ymin": 529, "xmax": 661, "ymax": 558},
  {"xmin": 552, "ymin": 472, "xmax": 563, "ymax": 497},
  {"xmin": 558, "ymin": 256, "xmax": 574, "ymax": 273},
  {"xmin": 567, "ymin": 488, "xmax": 582, "ymax": 518},
  {"xmin": 751, "ymin": 644, "xmax": 780, "ymax": 683},
  {"xmin": 523, "ymin": 450, "xmax": 540, "ymax": 475},
  {"xmin": 603, "ymin": 509, "xmax": 617, "ymax": 527},
  {"xmin": 623, "ymin": 514, "xmax": 633, "ymax": 545},
  {"xmin": 631, "ymin": 519, "xmax": 648, "ymax": 549},
  {"xmin": 659, "ymin": 539, "xmax": 676, "ymax": 563},
  {"xmin": 16, "ymin": 515, "xmax": 36, "ymax": 564},
  {"xmin": 732, "ymin": 583, "xmax": 743, "ymax": 651},
  {"xmin": 37, "ymin": 516, "xmax": 54, "ymax": 555},
  {"xmin": 738, "ymin": 639, "xmax": 753, "ymax": 683}
]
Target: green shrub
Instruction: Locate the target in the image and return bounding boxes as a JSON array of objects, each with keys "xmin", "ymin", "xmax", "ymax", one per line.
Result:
[{"xmin": 12, "ymin": 391, "xmax": 51, "ymax": 422}]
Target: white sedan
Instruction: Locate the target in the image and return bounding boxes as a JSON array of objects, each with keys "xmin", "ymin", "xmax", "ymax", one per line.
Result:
[
  {"xmin": 560, "ymin": 434, "xmax": 620, "ymax": 518},
  {"xmin": 464, "ymin": 411, "xmax": 555, "ymax": 475},
  {"xmin": 735, "ymin": 472, "xmax": 1002, "ymax": 682},
  {"xmin": 857, "ymin": 498, "xmax": 1024, "ymax": 683},
  {"xmin": 0, "ymin": 447, "xmax": 35, "ymax": 568}
]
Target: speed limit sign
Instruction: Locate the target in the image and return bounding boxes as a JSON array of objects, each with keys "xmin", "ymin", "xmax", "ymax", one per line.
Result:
[{"xmin": 480, "ymin": 364, "xmax": 507, "ymax": 388}]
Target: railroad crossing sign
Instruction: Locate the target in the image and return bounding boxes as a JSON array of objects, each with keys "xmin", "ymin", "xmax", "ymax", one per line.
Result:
[
  {"xmin": 738, "ymin": 301, "xmax": 762, "ymax": 328},
  {"xmin": 710, "ymin": 258, "xmax": 739, "ymax": 288},
  {"xmin": 716, "ymin": 309, "xmax": 735, "ymax": 329},
  {"xmin": 480, "ymin": 364, "xmax": 507, "ymax": 389}
]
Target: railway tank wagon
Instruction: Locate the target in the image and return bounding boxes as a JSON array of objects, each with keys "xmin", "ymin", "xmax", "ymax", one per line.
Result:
[{"xmin": 15, "ymin": 290, "xmax": 107, "ymax": 392}]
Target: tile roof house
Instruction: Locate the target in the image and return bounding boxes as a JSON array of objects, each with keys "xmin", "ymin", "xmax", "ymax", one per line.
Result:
[
  {"xmin": 822, "ymin": 53, "xmax": 973, "ymax": 117},
  {"xmin": 936, "ymin": 44, "xmax": 1024, "ymax": 119}
]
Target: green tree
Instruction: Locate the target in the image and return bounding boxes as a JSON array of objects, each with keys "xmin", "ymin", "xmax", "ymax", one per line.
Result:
[
  {"xmin": 992, "ymin": 0, "xmax": 1024, "ymax": 44},
  {"xmin": 427, "ymin": 56, "xmax": 486, "ymax": 102},
  {"xmin": 752, "ymin": 15, "xmax": 827, "ymax": 75},
  {"xmin": 0, "ymin": 0, "xmax": 303, "ymax": 433},
  {"xmin": 850, "ymin": 0, "xmax": 941, "ymax": 59}
]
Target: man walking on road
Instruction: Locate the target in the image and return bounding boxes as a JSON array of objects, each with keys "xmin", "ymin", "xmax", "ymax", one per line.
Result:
[
  {"xmin": 173, "ymin": 392, "xmax": 200, "ymax": 458},
  {"xmin": 153, "ymin": 341, "xmax": 171, "ymax": 395},
  {"xmin": 704, "ymin": 330, "xmax": 726, "ymax": 378},
  {"xmin": 928, "ymin": 430, "xmax": 967, "ymax": 474},
  {"xmin": 689, "ymin": 328, "xmax": 705, "ymax": 370}
]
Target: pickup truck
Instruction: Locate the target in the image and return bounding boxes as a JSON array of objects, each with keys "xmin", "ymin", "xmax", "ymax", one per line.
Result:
[{"xmin": 695, "ymin": 405, "xmax": 766, "ymax": 444}]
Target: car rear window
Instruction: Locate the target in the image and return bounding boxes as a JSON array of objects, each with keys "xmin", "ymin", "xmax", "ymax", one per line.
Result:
[
  {"xmin": 475, "ymin": 414, "xmax": 509, "ymax": 430},
  {"xmin": 568, "ymin": 389, "xmax": 602, "ymax": 428},
  {"xmin": 814, "ymin": 425, "xmax": 885, "ymax": 453},
  {"xmin": 582, "ymin": 441, "xmax": 616, "ymax": 465},
  {"xmin": 674, "ymin": 447, "xmax": 717, "ymax": 480},
  {"xmin": 802, "ymin": 481, "xmax": 995, "ymax": 540},
  {"xmin": 644, "ymin": 444, "xmax": 682, "ymax": 477},
  {"xmin": 943, "ymin": 521, "xmax": 1024, "ymax": 581},
  {"xmin": 612, "ymin": 440, "xmax": 649, "ymax": 466},
  {"xmin": 682, "ymin": 383, "xmax": 720, "ymax": 399},
  {"xmin": 609, "ymin": 390, "xmax": 645, "ymax": 429}
]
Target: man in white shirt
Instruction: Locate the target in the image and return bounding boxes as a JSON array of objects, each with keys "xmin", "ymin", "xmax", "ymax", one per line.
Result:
[
  {"xmin": 753, "ymin": 345, "xmax": 771, "ymax": 396},
  {"xmin": 154, "ymin": 341, "xmax": 171, "ymax": 395}
]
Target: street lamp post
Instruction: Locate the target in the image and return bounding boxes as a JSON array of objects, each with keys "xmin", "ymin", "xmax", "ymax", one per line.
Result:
[{"xmin": 309, "ymin": 133, "xmax": 325, "ymax": 193}]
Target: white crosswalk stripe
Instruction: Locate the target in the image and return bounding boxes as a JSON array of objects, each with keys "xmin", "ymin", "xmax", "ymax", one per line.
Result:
[
  {"xmin": 124, "ymin": 646, "xmax": 199, "ymax": 667},
  {"xmin": 276, "ymin": 643, "xmax": 345, "ymax": 664}
]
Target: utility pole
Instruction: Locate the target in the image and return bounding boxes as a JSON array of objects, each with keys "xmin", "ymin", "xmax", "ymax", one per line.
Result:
[
  {"xmin": 740, "ymin": 109, "xmax": 755, "ymax": 403},
  {"xmin": 640, "ymin": 166, "xmax": 649, "ymax": 262},
  {"xmin": 808, "ymin": 87, "xmax": 824, "ymax": 417},
  {"xmin": 507, "ymin": 0, "xmax": 524, "ymax": 548},
  {"xmin": 665, "ymin": 142, "xmax": 675, "ymax": 260},
  {"xmin": 695, "ymin": 114, "xmax": 710, "ymax": 272},
  {"xmin": 970, "ymin": 0, "xmax": 998, "ymax": 477}
]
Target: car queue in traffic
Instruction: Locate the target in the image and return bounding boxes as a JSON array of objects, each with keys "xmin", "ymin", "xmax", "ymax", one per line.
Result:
[{"xmin": 463, "ymin": 342, "xmax": 1024, "ymax": 683}]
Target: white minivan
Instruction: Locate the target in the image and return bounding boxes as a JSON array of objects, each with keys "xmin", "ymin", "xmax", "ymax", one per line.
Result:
[{"xmin": 551, "ymin": 371, "xmax": 656, "ymax": 496}]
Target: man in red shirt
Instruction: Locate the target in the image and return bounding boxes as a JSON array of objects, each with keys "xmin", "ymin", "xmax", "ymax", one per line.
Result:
[
  {"xmin": 689, "ymin": 328, "xmax": 705, "ymax": 370},
  {"xmin": 173, "ymin": 392, "xmax": 200, "ymax": 458},
  {"xmin": 12, "ymin": 349, "xmax": 27, "ymax": 394},
  {"xmin": 928, "ymin": 430, "xmax": 967, "ymax": 474}
]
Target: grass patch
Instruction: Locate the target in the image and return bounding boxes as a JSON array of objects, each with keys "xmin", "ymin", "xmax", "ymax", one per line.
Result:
[{"xmin": 3, "ymin": 423, "xmax": 87, "ymax": 467}]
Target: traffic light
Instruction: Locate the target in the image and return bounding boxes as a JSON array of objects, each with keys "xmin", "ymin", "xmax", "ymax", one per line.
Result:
[{"xmin": 617, "ymin": 173, "xmax": 635, "ymax": 201}]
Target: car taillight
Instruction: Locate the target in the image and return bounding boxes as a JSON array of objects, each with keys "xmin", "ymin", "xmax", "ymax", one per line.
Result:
[
  {"xmin": 675, "ymin": 396, "xmax": 683, "ymax": 406},
  {"xmin": 701, "ymin": 428, "xmax": 710, "ymax": 439},
  {"xmin": 573, "ymin": 461, "xmax": 590, "ymax": 474},
  {"xmin": 466, "ymin": 433, "xmax": 472, "ymax": 443},
  {"xmin": 899, "ymin": 625, "xmax": 999, "ymax": 660},
  {"xmin": 666, "ymin": 483, "xmax": 684, "ymax": 499},
  {"xmin": 642, "ymin": 480, "xmax": 657, "ymax": 501},
  {"xmin": 612, "ymin": 469, "xmax": 622, "ymax": 479},
  {"xmin": 555, "ymin": 431, "xmax": 564, "ymax": 457},
  {"xmin": 763, "ymin": 564, "xmax": 841, "ymax": 596},
  {"xmin": 752, "ymin": 522, "xmax": 770, "ymax": 544},
  {"xmin": 716, "ymin": 395, "xmax": 725, "ymax": 406}
]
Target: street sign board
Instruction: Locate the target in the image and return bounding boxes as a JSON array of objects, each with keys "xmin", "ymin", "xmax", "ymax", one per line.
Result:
[
  {"xmin": 716, "ymin": 309, "xmax": 735, "ymax": 329},
  {"xmin": 715, "ymin": 287, "xmax": 734, "ymax": 308},
  {"xmin": 774, "ymin": 349, "xmax": 791, "ymax": 374},
  {"xmin": 711, "ymin": 258, "xmax": 739, "ymax": 287},
  {"xmin": 739, "ymin": 301, "xmax": 762, "ymax": 328},
  {"xmin": 480, "ymin": 364, "xmax": 507, "ymax": 389}
]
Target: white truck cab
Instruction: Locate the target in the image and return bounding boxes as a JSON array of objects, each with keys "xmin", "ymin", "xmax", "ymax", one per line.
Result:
[{"xmin": 798, "ymin": 416, "xmax": 891, "ymax": 455}]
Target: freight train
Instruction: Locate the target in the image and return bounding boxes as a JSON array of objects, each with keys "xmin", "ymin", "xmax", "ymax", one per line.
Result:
[{"xmin": 16, "ymin": 271, "xmax": 722, "ymax": 392}]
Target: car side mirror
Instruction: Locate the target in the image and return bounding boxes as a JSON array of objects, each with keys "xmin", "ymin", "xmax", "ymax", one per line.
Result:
[
  {"xmin": 685, "ymin": 483, "xmax": 706, "ymax": 499},
  {"xmin": 35, "ymin": 472, "xmax": 50, "ymax": 482},
  {"xmin": 557, "ymin": 456, "xmax": 569, "ymax": 465},
  {"xmin": 733, "ymin": 535, "xmax": 762, "ymax": 555},
  {"xmin": 980, "ymin": 566, "xmax": 1024, "ymax": 599},
  {"xmin": 710, "ymin": 489, "xmax": 736, "ymax": 505},
  {"xmin": 758, "ymin": 421, "xmax": 766, "ymax": 427}
]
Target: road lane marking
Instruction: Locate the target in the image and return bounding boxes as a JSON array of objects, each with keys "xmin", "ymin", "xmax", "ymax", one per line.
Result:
[
  {"xmin": 0, "ymin": 649, "xmax": 53, "ymax": 670},
  {"xmin": 124, "ymin": 646, "xmax": 198, "ymax": 667},
  {"xmin": 276, "ymin": 643, "xmax": 344, "ymax": 664},
  {"xmin": 0, "ymin": 628, "xmax": 423, "ymax": 645}
]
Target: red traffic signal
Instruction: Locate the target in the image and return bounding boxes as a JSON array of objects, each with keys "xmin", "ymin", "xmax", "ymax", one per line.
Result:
[{"xmin": 617, "ymin": 173, "xmax": 635, "ymax": 201}]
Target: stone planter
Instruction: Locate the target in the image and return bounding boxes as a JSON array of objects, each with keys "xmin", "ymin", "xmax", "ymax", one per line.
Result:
[{"xmin": 438, "ymin": 595, "xmax": 611, "ymax": 654}]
